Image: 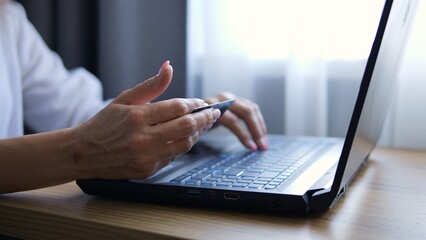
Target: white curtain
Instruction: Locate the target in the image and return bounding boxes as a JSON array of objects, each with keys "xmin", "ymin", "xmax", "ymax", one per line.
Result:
[{"xmin": 187, "ymin": 0, "xmax": 426, "ymax": 150}]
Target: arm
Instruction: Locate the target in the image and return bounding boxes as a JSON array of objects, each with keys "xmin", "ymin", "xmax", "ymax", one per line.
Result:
[
  {"xmin": 0, "ymin": 62, "xmax": 221, "ymax": 194},
  {"xmin": 12, "ymin": 2, "xmax": 107, "ymax": 132},
  {"xmin": 0, "ymin": 129, "xmax": 78, "ymax": 193}
]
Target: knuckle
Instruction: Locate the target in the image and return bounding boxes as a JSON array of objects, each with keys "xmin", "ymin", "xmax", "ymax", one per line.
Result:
[
  {"xmin": 242, "ymin": 102, "xmax": 255, "ymax": 115},
  {"xmin": 173, "ymin": 99, "xmax": 190, "ymax": 116},
  {"xmin": 181, "ymin": 115, "xmax": 197, "ymax": 134},
  {"xmin": 229, "ymin": 121, "xmax": 242, "ymax": 131},
  {"xmin": 127, "ymin": 135, "xmax": 146, "ymax": 153},
  {"xmin": 203, "ymin": 109, "xmax": 214, "ymax": 122},
  {"xmin": 182, "ymin": 137, "xmax": 195, "ymax": 152},
  {"xmin": 139, "ymin": 107, "xmax": 153, "ymax": 120},
  {"xmin": 217, "ymin": 92, "xmax": 235, "ymax": 100},
  {"xmin": 204, "ymin": 97, "xmax": 217, "ymax": 104},
  {"xmin": 227, "ymin": 114, "xmax": 240, "ymax": 125},
  {"xmin": 117, "ymin": 89, "xmax": 134, "ymax": 102},
  {"xmin": 126, "ymin": 108, "xmax": 143, "ymax": 125}
]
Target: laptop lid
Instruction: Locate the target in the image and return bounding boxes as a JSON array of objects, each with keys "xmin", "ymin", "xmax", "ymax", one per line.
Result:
[{"xmin": 315, "ymin": 0, "xmax": 419, "ymax": 208}]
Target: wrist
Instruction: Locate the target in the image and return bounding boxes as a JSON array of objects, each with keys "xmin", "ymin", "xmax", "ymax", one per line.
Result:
[{"xmin": 66, "ymin": 126, "xmax": 92, "ymax": 180}]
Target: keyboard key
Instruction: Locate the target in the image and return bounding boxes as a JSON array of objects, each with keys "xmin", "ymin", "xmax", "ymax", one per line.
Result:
[
  {"xmin": 248, "ymin": 183, "xmax": 265, "ymax": 189},
  {"xmin": 170, "ymin": 175, "xmax": 191, "ymax": 183},
  {"xmin": 268, "ymin": 182, "xmax": 281, "ymax": 186},
  {"xmin": 257, "ymin": 177, "xmax": 273, "ymax": 181},
  {"xmin": 217, "ymin": 183, "xmax": 231, "ymax": 187},
  {"xmin": 201, "ymin": 182, "xmax": 216, "ymax": 187},
  {"xmin": 253, "ymin": 180, "xmax": 270, "ymax": 185},
  {"xmin": 268, "ymin": 167, "xmax": 288, "ymax": 172},
  {"xmin": 232, "ymin": 183, "xmax": 249, "ymax": 188},
  {"xmin": 224, "ymin": 168, "xmax": 245, "ymax": 176},
  {"xmin": 241, "ymin": 176, "xmax": 257, "ymax": 181},
  {"xmin": 265, "ymin": 185, "xmax": 278, "ymax": 190},
  {"xmin": 288, "ymin": 166, "xmax": 299, "ymax": 171},
  {"xmin": 224, "ymin": 175, "xmax": 239, "ymax": 179},
  {"xmin": 236, "ymin": 179, "xmax": 252, "ymax": 184},
  {"xmin": 241, "ymin": 172, "xmax": 259, "ymax": 177},
  {"xmin": 192, "ymin": 173, "xmax": 211, "ymax": 180},
  {"xmin": 185, "ymin": 180, "xmax": 201, "ymax": 185},
  {"xmin": 258, "ymin": 171, "xmax": 281, "ymax": 179},
  {"xmin": 246, "ymin": 168, "xmax": 264, "ymax": 173},
  {"xmin": 205, "ymin": 176, "xmax": 222, "ymax": 181},
  {"xmin": 207, "ymin": 169, "xmax": 224, "ymax": 174},
  {"xmin": 221, "ymin": 179, "xmax": 236, "ymax": 183},
  {"xmin": 210, "ymin": 172, "xmax": 224, "ymax": 178}
]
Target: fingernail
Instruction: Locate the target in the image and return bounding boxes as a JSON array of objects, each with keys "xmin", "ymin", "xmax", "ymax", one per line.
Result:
[
  {"xmin": 259, "ymin": 136, "xmax": 269, "ymax": 151},
  {"xmin": 157, "ymin": 61, "xmax": 171, "ymax": 77},
  {"xmin": 212, "ymin": 109, "xmax": 221, "ymax": 120}
]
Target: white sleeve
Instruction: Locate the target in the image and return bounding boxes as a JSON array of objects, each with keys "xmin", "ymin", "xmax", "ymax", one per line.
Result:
[{"xmin": 14, "ymin": 3, "xmax": 109, "ymax": 132}]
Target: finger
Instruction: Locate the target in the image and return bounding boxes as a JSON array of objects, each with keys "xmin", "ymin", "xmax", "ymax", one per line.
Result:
[
  {"xmin": 218, "ymin": 111, "xmax": 258, "ymax": 151},
  {"xmin": 230, "ymin": 99, "xmax": 268, "ymax": 150},
  {"xmin": 242, "ymin": 98, "xmax": 267, "ymax": 136},
  {"xmin": 254, "ymin": 101, "xmax": 268, "ymax": 136},
  {"xmin": 114, "ymin": 61, "xmax": 173, "ymax": 105},
  {"xmin": 211, "ymin": 93, "xmax": 268, "ymax": 150},
  {"xmin": 153, "ymin": 157, "xmax": 176, "ymax": 174},
  {"xmin": 149, "ymin": 108, "xmax": 221, "ymax": 142},
  {"xmin": 135, "ymin": 127, "xmax": 212, "ymax": 178},
  {"xmin": 144, "ymin": 128, "xmax": 205, "ymax": 164},
  {"xmin": 205, "ymin": 92, "xmax": 236, "ymax": 104},
  {"xmin": 252, "ymin": 104, "xmax": 268, "ymax": 150},
  {"xmin": 142, "ymin": 98, "xmax": 206, "ymax": 125},
  {"xmin": 166, "ymin": 129, "xmax": 205, "ymax": 156},
  {"xmin": 132, "ymin": 157, "xmax": 173, "ymax": 179}
]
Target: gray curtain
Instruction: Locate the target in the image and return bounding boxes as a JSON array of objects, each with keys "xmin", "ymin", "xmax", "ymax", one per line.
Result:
[{"xmin": 17, "ymin": 0, "xmax": 187, "ymax": 100}]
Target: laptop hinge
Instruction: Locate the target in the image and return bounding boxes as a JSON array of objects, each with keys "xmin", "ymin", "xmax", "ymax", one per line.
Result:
[{"xmin": 306, "ymin": 187, "xmax": 336, "ymax": 212}]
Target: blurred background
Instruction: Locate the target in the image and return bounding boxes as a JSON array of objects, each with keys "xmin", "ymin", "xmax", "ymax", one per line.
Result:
[{"xmin": 18, "ymin": 0, "xmax": 426, "ymax": 150}]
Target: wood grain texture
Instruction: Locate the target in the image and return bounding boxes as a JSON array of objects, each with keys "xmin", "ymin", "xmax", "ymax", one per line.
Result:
[{"xmin": 0, "ymin": 147, "xmax": 425, "ymax": 240}]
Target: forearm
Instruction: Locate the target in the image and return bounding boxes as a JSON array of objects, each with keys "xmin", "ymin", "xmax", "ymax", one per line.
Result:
[{"xmin": 0, "ymin": 129, "xmax": 83, "ymax": 194}]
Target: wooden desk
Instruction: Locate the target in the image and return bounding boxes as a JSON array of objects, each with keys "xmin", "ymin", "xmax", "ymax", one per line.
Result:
[{"xmin": 0, "ymin": 147, "xmax": 425, "ymax": 240}]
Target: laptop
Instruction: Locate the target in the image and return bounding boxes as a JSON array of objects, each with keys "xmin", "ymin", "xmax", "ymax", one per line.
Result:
[{"xmin": 77, "ymin": 0, "xmax": 418, "ymax": 214}]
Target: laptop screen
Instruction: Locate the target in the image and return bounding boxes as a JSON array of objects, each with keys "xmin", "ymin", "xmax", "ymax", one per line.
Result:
[{"xmin": 333, "ymin": 0, "xmax": 418, "ymax": 193}]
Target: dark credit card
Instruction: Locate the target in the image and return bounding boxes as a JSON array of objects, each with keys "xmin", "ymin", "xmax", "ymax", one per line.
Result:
[{"xmin": 191, "ymin": 99, "xmax": 236, "ymax": 115}]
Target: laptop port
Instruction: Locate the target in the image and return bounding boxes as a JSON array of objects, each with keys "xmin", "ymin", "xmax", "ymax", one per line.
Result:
[
  {"xmin": 187, "ymin": 189, "xmax": 201, "ymax": 197},
  {"xmin": 223, "ymin": 192, "xmax": 240, "ymax": 200}
]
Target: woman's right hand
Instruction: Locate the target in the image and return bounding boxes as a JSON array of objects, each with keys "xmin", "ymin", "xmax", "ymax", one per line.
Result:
[{"xmin": 71, "ymin": 61, "xmax": 221, "ymax": 180}]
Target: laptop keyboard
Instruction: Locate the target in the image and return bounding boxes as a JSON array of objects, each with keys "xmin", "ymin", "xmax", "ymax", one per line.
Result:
[{"xmin": 170, "ymin": 139, "xmax": 333, "ymax": 190}]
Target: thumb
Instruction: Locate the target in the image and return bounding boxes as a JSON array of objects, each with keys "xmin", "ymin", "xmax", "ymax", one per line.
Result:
[{"xmin": 114, "ymin": 61, "xmax": 173, "ymax": 105}]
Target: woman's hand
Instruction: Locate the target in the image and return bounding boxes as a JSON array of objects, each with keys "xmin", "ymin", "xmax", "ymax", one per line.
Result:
[
  {"xmin": 205, "ymin": 93, "xmax": 268, "ymax": 151},
  {"xmin": 71, "ymin": 61, "xmax": 221, "ymax": 180}
]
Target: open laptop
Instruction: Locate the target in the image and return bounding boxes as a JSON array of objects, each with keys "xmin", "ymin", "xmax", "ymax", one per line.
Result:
[{"xmin": 77, "ymin": 0, "xmax": 418, "ymax": 214}]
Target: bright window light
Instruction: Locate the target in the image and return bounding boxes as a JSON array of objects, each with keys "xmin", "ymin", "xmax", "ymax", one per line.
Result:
[{"xmin": 197, "ymin": 0, "xmax": 385, "ymax": 60}]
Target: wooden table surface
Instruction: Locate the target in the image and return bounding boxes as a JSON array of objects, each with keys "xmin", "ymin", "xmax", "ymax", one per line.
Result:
[{"xmin": 0, "ymin": 147, "xmax": 425, "ymax": 240}]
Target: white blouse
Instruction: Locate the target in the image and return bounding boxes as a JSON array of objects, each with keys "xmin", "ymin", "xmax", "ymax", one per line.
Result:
[{"xmin": 0, "ymin": 2, "xmax": 107, "ymax": 138}]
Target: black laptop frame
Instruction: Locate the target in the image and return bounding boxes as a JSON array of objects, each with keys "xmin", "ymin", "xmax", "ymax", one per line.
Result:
[
  {"xmin": 77, "ymin": 0, "xmax": 415, "ymax": 214},
  {"xmin": 311, "ymin": 0, "xmax": 417, "ymax": 211},
  {"xmin": 309, "ymin": 0, "xmax": 394, "ymax": 211}
]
